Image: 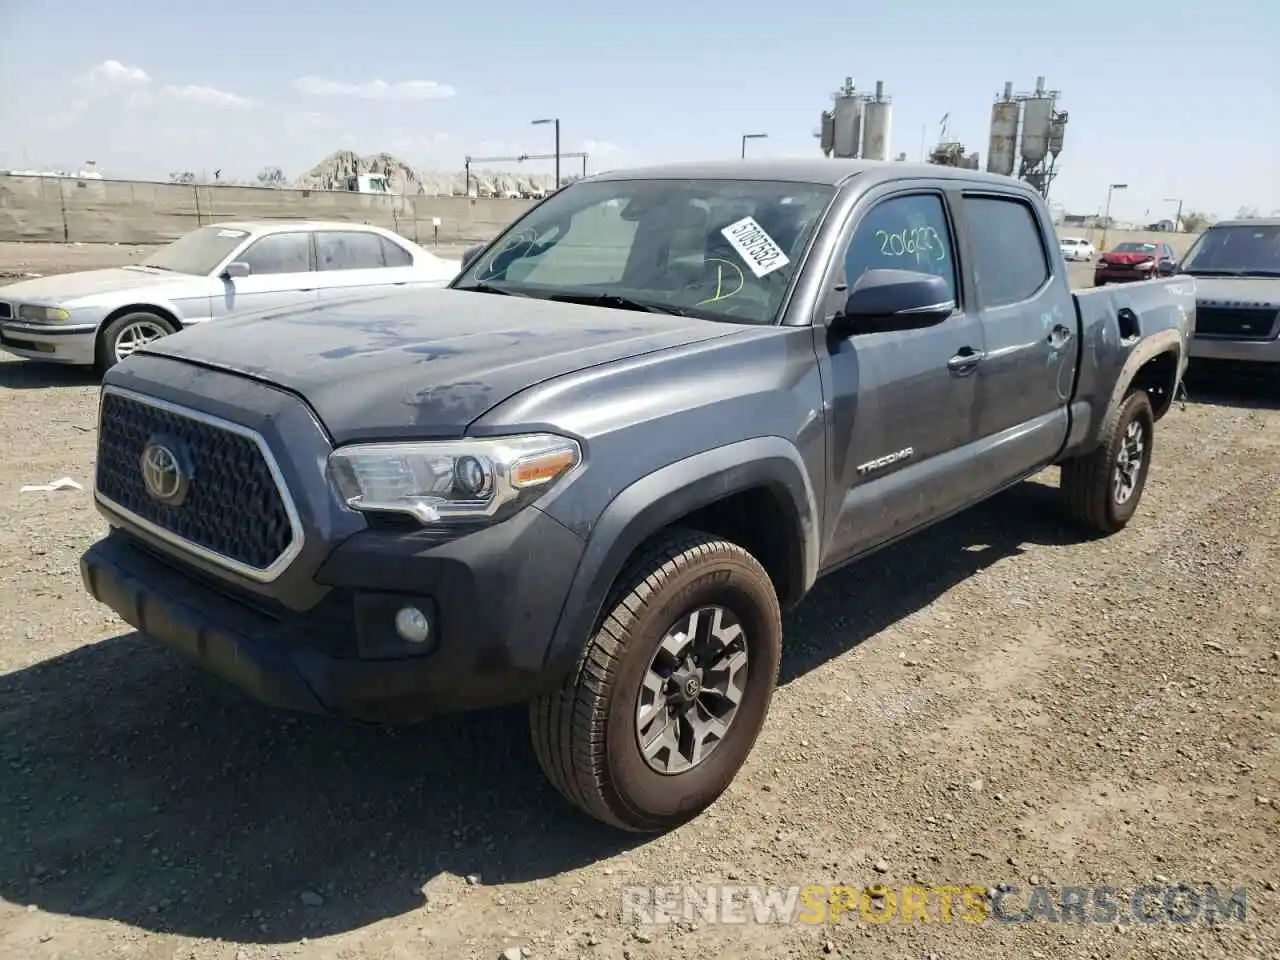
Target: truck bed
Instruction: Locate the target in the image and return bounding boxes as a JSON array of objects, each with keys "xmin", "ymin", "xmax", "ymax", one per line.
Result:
[{"xmin": 1062, "ymin": 276, "xmax": 1196, "ymax": 456}]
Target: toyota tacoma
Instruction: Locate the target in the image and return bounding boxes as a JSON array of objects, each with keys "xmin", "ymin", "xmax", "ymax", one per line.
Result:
[{"xmin": 80, "ymin": 160, "xmax": 1195, "ymax": 832}]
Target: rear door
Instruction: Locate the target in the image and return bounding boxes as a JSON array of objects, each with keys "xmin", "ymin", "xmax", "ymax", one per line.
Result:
[
  {"xmin": 959, "ymin": 190, "xmax": 1076, "ymax": 481},
  {"xmin": 212, "ymin": 230, "xmax": 317, "ymax": 319},
  {"xmin": 313, "ymin": 230, "xmax": 418, "ymax": 301},
  {"xmin": 814, "ymin": 184, "xmax": 987, "ymax": 563}
]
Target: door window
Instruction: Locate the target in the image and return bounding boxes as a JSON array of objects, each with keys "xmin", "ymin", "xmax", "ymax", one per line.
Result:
[
  {"xmin": 238, "ymin": 232, "xmax": 311, "ymax": 275},
  {"xmin": 963, "ymin": 196, "xmax": 1051, "ymax": 307},
  {"xmin": 842, "ymin": 193, "xmax": 958, "ymax": 303},
  {"xmin": 315, "ymin": 231, "xmax": 389, "ymax": 270},
  {"xmin": 380, "ymin": 236, "xmax": 413, "ymax": 267}
]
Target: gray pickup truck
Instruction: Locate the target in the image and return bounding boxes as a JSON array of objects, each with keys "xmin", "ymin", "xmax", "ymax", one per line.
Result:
[
  {"xmin": 80, "ymin": 160, "xmax": 1195, "ymax": 832},
  {"xmin": 1178, "ymin": 216, "xmax": 1280, "ymax": 375}
]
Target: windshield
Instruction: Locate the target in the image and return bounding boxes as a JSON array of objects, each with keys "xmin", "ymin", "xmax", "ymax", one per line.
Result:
[
  {"xmin": 1111, "ymin": 242, "xmax": 1157, "ymax": 254},
  {"xmin": 141, "ymin": 225, "xmax": 251, "ymax": 275},
  {"xmin": 452, "ymin": 178, "xmax": 837, "ymax": 324},
  {"xmin": 1180, "ymin": 224, "xmax": 1280, "ymax": 276}
]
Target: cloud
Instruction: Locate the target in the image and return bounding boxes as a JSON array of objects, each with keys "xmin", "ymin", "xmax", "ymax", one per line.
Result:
[
  {"xmin": 87, "ymin": 59, "xmax": 150, "ymax": 89},
  {"xmin": 292, "ymin": 76, "xmax": 456, "ymax": 100},
  {"xmin": 581, "ymin": 140, "xmax": 622, "ymax": 155},
  {"xmin": 386, "ymin": 131, "xmax": 451, "ymax": 157},
  {"xmin": 160, "ymin": 85, "xmax": 252, "ymax": 108}
]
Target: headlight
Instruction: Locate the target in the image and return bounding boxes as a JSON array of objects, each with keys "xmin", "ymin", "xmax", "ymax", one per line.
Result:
[
  {"xmin": 327, "ymin": 433, "xmax": 582, "ymax": 525},
  {"xmin": 18, "ymin": 305, "xmax": 71, "ymax": 323}
]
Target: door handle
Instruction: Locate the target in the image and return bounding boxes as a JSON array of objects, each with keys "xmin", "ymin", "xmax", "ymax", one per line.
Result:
[
  {"xmin": 299, "ymin": 288, "xmax": 316, "ymax": 292},
  {"xmin": 946, "ymin": 347, "xmax": 985, "ymax": 374},
  {"xmin": 1048, "ymin": 323, "xmax": 1073, "ymax": 348}
]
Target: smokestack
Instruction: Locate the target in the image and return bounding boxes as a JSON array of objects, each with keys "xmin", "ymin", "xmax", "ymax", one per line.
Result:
[
  {"xmin": 1003, "ymin": 81, "xmax": 1013, "ymax": 100},
  {"xmin": 874, "ymin": 80, "xmax": 884, "ymax": 100},
  {"xmin": 1035, "ymin": 76, "xmax": 1045, "ymax": 94}
]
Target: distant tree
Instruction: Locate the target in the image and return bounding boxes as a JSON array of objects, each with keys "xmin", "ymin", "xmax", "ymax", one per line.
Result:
[
  {"xmin": 1235, "ymin": 206, "xmax": 1261, "ymax": 219},
  {"xmin": 168, "ymin": 171, "xmax": 196, "ymax": 184},
  {"xmin": 1180, "ymin": 210, "xmax": 1212, "ymax": 233},
  {"xmin": 257, "ymin": 165, "xmax": 286, "ymax": 187}
]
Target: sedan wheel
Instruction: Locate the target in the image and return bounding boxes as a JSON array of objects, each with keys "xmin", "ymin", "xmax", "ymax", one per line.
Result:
[{"xmin": 96, "ymin": 310, "xmax": 178, "ymax": 374}]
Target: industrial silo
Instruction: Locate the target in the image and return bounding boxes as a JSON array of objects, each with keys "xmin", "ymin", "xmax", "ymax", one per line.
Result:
[
  {"xmin": 832, "ymin": 78, "xmax": 862, "ymax": 158},
  {"xmin": 1019, "ymin": 78, "xmax": 1055, "ymax": 166},
  {"xmin": 860, "ymin": 81, "xmax": 892, "ymax": 161},
  {"xmin": 986, "ymin": 83, "xmax": 1019, "ymax": 176},
  {"xmin": 1047, "ymin": 114, "xmax": 1067, "ymax": 157},
  {"xmin": 819, "ymin": 110, "xmax": 835, "ymax": 157}
]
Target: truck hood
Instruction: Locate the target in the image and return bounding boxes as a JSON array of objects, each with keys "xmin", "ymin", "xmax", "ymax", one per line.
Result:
[
  {"xmin": 1191, "ymin": 276, "xmax": 1280, "ymax": 309},
  {"xmin": 0, "ymin": 266, "xmax": 182, "ymax": 305},
  {"xmin": 135, "ymin": 288, "xmax": 740, "ymax": 442}
]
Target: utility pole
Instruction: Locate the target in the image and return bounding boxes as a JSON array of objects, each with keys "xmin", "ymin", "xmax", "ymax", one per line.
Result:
[
  {"xmin": 532, "ymin": 118, "xmax": 560, "ymax": 188},
  {"xmin": 741, "ymin": 132, "xmax": 768, "ymax": 158},
  {"xmin": 1100, "ymin": 183, "xmax": 1127, "ymax": 252},
  {"xmin": 1164, "ymin": 196, "xmax": 1184, "ymax": 233}
]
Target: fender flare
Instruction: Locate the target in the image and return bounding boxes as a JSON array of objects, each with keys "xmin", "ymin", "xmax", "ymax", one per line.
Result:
[
  {"xmin": 541, "ymin": 436, "xmax": 821, "ymax": 675},
  {"xmin": 1090, "ymin": 327, "xmax": 1183, "ymax": 449}
]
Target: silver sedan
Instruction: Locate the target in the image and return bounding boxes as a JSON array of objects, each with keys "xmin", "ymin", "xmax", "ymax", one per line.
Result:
[{"xmin": 0, "ymin": 219, "xmax": 461, "ymax": 372}]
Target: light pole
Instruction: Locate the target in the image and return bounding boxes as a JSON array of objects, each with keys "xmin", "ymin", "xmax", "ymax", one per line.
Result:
[
  {"xmin": 532, "ymin": 118, "xmax": 560, "ymax": 189},
  {"xmin": 741, "ymin": 132, "xmax": 768, "ymax": 159},
  {"xmin": 1164, "ymin": 196, "xmax": 1184, "ymax": 233},
  {"xmin": 1099, "ymin": 183, "xmax": 1127, "ymax": 252}
]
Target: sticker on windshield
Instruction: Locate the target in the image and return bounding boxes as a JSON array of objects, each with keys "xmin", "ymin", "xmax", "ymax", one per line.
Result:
[
  {"xmin": 217, "ymin": 229, "xmax": 247, "ymax": 238},
  {"xmin": 720, "ymin": 216, "xmax": 790, "ymax": 278}
]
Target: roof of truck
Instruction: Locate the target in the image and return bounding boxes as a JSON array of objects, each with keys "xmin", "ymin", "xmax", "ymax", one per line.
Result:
[
  {"xmin": 1209, "ymin": 217, "xmax": 1280, "ymax": 228},
  {"xmin": 586, "ymin": 158, "xmax": 1029, "ymax": 189}
]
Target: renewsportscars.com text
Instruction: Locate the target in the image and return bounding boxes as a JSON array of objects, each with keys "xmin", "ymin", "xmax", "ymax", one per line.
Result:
[{"xmin": 620, "ymin": 883, "xmax": 1249, "ymax": 926}]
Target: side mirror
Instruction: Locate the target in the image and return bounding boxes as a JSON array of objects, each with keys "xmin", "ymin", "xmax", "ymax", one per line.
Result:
[
  {"xmin": 221, "ymin": 261, "xmax": 250, "ymax": 280},
  {"xmin": 460, "ymin": 245, "xmax": 484, "ymax": 271},
  {"xmin": 830, "ymin": 269, "xmax": 956, "ymax": 338}
]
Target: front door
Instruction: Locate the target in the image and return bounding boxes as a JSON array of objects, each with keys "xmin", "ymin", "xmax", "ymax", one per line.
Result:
[
  {"xmin": 212, "ymin": 230, "xmax": 318, "ymax": 320},
  {"xmin": 959, "ymin": 192, "xmax": 1075, "ymax": 476},
  {"xmin": 815, "ymin": 188, "xmax": 985, "ymax": 565}
]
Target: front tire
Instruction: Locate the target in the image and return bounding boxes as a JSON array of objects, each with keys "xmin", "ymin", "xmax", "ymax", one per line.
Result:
[
  {"xmin": 1060, "ymin": 389, "xmax": 1155, "ymax": 534},
  {"xmin": 529, "ymin": 529, "xmax": 782, "ymax": 832},
  {"xmin": 96, "ymin": 310, "xmax": 177, "ymax": 374}
]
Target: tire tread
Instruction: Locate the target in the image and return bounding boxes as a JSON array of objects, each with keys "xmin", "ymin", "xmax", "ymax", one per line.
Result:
[{"xmin": 529, "ymin": 528, "xmax": 778, "ymax": 832}]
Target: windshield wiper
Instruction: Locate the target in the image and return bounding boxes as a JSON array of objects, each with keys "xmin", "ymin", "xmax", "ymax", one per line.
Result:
[
  {"xmin": 545, "ymin": 292, "xmax": 692, "ymax": 316},
  {"xmin": 1238, "ymin": 270, "xmax": 1280, "ymax": 278},
  {"xmin": 1181, "ymin": 268, "xmax": 1242, "ymax": 276},
  {"xmin": 453, "ymin": 281, "xmax": 531, "ymax": 297}
]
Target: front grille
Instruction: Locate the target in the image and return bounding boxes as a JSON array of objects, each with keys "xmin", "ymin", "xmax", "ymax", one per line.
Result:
[
  {"xmin": 0, "ymin": 302, "xmax": 12, "ymax": 320},
  {"xmin": 95, "ymin": 390, "xmax": 298, "ymax": 576},
  {"xmin": 1195, "ymin": 307, "xmax": 1278, "ymax": 341}
]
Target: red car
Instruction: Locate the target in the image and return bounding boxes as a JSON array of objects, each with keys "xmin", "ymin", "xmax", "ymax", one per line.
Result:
[{"xmin": 1093, "ymin": 240, "xmax": 1178, "ymax": 285}]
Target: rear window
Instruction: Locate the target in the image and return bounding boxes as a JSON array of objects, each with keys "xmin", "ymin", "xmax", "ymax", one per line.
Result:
[{"xmin": 964, "ymin": 196, "xmax": 1051, "ymax": 307}]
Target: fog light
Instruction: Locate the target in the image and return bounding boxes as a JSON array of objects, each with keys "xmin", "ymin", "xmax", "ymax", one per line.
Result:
[{"xmin": 394, "ymin": 606, "xmax": 431, "ymax": 644}]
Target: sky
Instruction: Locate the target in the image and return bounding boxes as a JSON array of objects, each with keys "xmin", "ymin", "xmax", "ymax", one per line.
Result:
[{"xmin": 0, "ymin": 0, "xmax": 1275, "ymax": 222}]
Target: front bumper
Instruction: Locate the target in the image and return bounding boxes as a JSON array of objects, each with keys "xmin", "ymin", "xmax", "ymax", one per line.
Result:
[
  {"xmin": 82, "ymin": 500, "xmax": 587, "ymax": 722},
  {"xmin": 1094, "ymin": 267, "xmax": 1159, "ymax": 285},
  {"xmin": 0, "ymin": 321, "xmax": 98, "ymax": 364},
  {"xmin": 1188, "ymin": 336, "xmax": 1280, "ymax": 363}
]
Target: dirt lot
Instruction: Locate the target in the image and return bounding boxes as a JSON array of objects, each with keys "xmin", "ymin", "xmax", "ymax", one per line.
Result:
[{"xmin": 0, "ymin": 244, "xmax": 1277, "ymax": 960}]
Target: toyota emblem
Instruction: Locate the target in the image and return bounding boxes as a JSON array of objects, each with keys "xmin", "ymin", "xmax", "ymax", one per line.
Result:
[{"xmin": 140, "ymin": 438, "xmax": 190, "ymax": 506}]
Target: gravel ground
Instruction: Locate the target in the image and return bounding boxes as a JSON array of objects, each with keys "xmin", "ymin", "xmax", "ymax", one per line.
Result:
[{"xmin": 0, "ymin": 245, "xmax": 1277, "ymax": 960}]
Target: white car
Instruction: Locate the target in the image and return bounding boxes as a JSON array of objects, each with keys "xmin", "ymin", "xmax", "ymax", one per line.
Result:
[
  {"xmin": 0, "ymin": 220, "xmax": 461, "ymax": 372},
  {"xmin": 1059, "ymin": 237, "xmax": 1097, "ymax": 262}
]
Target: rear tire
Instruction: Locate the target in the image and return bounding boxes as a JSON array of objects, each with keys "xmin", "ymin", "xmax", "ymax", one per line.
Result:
[
  {"xmin": 1060, "ymin": 389, "xmax": 1155, "ymax": 534},
  {"xmin": 95, "ymin": 310, "xmax": 177, "ymax": 374},
  {"xmin": 529, "ymin": 529, "xmax": 782, "ymax": 832}
]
